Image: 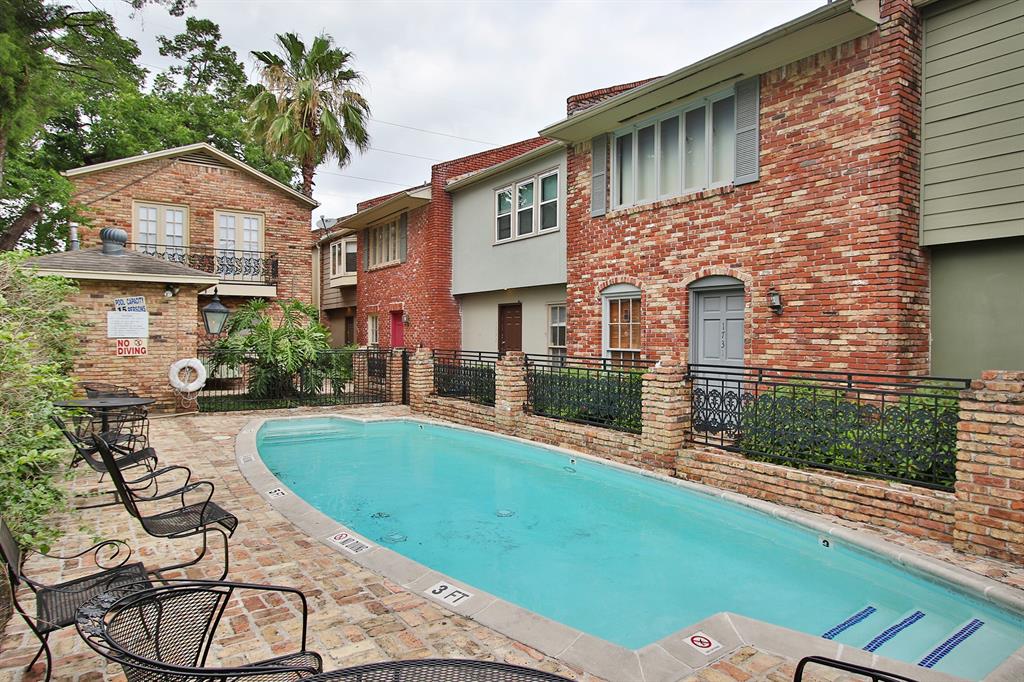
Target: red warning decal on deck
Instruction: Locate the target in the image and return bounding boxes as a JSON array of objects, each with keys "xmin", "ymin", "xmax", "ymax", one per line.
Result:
[{"xmin": 686, "ymin": 631, "xmax": 723, "ymax": 654}]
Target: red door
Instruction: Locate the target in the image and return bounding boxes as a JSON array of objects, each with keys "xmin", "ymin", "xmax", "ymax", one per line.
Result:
[{"xmin": 390, "ymin": 311, "xmax": 405, "ymax": 347}]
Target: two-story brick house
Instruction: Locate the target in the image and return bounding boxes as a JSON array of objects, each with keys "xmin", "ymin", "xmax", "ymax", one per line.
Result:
[
  {"xmin": 539, "ymin": 0, "xmax": 936, "ymax": 374},
  {"xmin": 66, "ymin": 142, "xmax": 319, "ymax": 339},
  {"xmin": 333, "ymin": 138, "xmax": 553, "ymax": 350}
]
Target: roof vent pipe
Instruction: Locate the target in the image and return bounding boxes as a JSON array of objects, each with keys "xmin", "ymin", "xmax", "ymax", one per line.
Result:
[
  {"xmin": 99, "ymin": 227, "xmax": 128, "ymax": 255},
  {"xmin": 68, "ymin": 223, "xmax": 80, "ymax": 251}
]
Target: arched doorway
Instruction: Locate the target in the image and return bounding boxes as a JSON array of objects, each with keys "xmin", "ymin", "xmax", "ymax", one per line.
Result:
[{"xmin": 688, "ymin": 275, "xmax": 745, "ymax": 369}]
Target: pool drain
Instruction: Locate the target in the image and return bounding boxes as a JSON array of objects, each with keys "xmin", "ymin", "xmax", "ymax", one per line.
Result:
[
  {"xmin": 496, "ymin": 509, "xmax": 516, "ymax": 518},
  {"xmin": 382, "ymin": 532, "xmax": 407, "ymax": 544},
  {"xmin": 371, "ymin": 511, "xmax": 390, "ymax": 519}
]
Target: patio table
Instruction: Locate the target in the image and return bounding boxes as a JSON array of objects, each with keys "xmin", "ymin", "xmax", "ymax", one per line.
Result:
[
  {"xmin": 54, "ymin": 397, "xmax": 154, "ymax": 431},
  {"xmin": 302, "ymin": 659, "xmax": 573, "ymax": 682}
]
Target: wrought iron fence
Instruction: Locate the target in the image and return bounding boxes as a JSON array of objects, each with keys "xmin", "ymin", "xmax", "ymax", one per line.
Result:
[
  {"xmin": 525, "ymin": 354, "xmax": 655, "ymax": 434},
  {"xmin": 687, "ymin": 364, "xmax": 970, "ymax": 490},
  {"xmin": 130, "ymin": 243, "xmax": 279, "ymax": 285},
  {"xmin": 433, "ymin": 350, "xmax": 499, "ymax": 406},
  {"xmin": 196, "ymin": 347, "xmax": 391, "ymax": 411}
]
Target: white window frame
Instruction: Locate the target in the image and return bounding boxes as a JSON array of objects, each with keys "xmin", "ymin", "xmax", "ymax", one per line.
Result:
[
  {"xmin": 366, "ymin": 219, "xmax": 400, "ymax": 269},
  {"xmin": 330, "ymin": 237, "xmax": 358, "ymax": 278},
  {"xmin": 214, "ymin": 210, "xmax": 264, "ymax": 254},
  {"xmin": 600, "ymin": 284, "xmax": 642, "ymax": 361},
  {"xmin": 548, "ymin": 303, "xmax": 567, "ymax": 356},
  {"xmin": 494, "ymin": 167, "xmax": 560, "ymax": 244},
  {"xmin": 131, "ymin": 201, "xmax": 190, "ymax": 251},
  {"xmin": 367, "ymin": 313, "xmax": 379, "ymax": 346},
  {"xmin": 611, "ymin": 86, "xmax": 737, "ymax": 210}
]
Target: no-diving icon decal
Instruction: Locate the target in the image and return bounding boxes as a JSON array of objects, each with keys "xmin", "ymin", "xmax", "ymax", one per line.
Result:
[{"xmin": 686, "ymin": 631, "xmax": 723, "ymax": 655}]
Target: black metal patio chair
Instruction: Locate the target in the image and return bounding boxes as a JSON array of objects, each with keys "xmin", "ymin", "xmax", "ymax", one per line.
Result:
[
  {"xmin": 77, "ymin": 580, "xmax": 323, "ymax": 681},
  {"xmin": 52, "ymin": 413, "xmax": 158, "ymax": 508},
  {"xmin": 80, "ymin": 382, "xmax": 150, "ymax": 415},
  {"xmin": 0, "ymin": 517, "xmax": 151, "ymax": 682},
  {"xmin": 93, "ymin": 435, "xmax": 239, "ymax": 580}
]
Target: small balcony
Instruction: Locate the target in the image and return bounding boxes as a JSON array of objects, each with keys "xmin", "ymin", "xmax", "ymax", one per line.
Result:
[{"xmin": 131, "ymin": 243, "xmax": 279, "ymax": 286}]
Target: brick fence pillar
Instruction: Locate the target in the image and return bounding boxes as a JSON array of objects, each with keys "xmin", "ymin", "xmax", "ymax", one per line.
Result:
[
  {"xmin": 386, "ymin": 348, "xmax": 406, "ymax": 403},
  {"xmin": 954, "ymin": 370, "xmax": 1024, "ymax": 563},
  {"xmin": 640, "ymin": 364, "xmax": 691, "ymax": 473},
  {"xmin": 408, "ymin": 347, "xmax": 434, "ymax": 411},
  {"xmin": 352, "ymin": 349, "xmax": 368, "ymax": 391},
  {"xmin": 495, "ymin": 351, "xmax": 526, "ymax": 435}
]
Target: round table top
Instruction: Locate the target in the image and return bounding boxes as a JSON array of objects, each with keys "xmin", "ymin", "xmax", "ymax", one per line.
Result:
[
  {"xmin": 303, "ymin": 659, "xmax": 573, "ymax": 682},
  {"xmin": 54, "ymin": 396, "xmax": 155, "ymax": 410}
]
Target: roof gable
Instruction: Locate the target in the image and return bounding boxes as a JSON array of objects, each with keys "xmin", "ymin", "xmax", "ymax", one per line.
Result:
[{"xmin": 64, "ymin": 143, "xmax": 319, "ymax": 208}]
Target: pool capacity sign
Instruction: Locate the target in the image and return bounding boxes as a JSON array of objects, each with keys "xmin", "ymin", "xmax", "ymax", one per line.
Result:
[{"xmin": 108, "ymin": 296, "xmax": 149, "ymax": 356}]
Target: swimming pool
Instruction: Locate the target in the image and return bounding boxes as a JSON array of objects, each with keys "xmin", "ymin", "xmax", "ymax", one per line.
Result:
[{"xmin": 255, "ymin": 417, "xmax": 1024, "ymax": 680}]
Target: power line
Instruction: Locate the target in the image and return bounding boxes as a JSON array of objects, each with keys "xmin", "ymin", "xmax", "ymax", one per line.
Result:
[
  {"xmin": 369, "ymin": 119, "xmax": 499, "ymax": 147},
  {"xmin": 368, "ymin": 147, "xmax": 442, "ymax": 162},
  {"xmin": 316, "ymin": 170, "xmax": 421, "ymax": 188}
]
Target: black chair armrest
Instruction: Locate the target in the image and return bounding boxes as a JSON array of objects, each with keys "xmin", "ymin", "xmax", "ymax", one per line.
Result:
[
  {"xmin": 35, "ymin": 538, "xmax": 134, "ymax": 570},
  {"xmin": 125, "ymin": 464, "xmax": 191, "ymax": 490}
]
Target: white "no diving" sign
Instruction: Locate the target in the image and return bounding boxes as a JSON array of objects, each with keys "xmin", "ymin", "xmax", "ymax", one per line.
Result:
[{"xmin": 685, "ymin": 631, "xmax": 723, "ymax": 655}]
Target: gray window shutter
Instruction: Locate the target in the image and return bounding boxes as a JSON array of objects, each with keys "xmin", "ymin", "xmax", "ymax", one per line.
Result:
[
  {"xmin": 362, "ymin": 234, "xmax": 369, "ymax": 270},
  {"xmin": 590, "ymin": 134, "xmax": 608, "ymax": 217},
  {"xmin": 399, "ymin": 213, "xmax": 408, "ymax": 263},
  {"xmin": 734, "ymin": 75, "xmax": 760, "ymax": 185}
]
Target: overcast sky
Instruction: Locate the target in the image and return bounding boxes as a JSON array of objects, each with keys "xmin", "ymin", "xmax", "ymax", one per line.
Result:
[{"xmin": 89, "ymin": 0, "xmax": 823, "ymax": 225}]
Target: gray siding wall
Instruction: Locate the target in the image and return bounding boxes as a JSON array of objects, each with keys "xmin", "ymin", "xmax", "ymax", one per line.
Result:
[
  {"xmin": 921, "ymin": 0, "xmax": 1024, "ymax": 246},
  {"xmin": 459, "ymin": 285, "xmax": 567, "ymax": 355},
  {"xmin": 451, "ymin": 150, "xmax": 567, "ymax": 295},
  {"xmin": 320, "ymin": 240, "xmax": 356, "ymax": 310},
  {"xmin": 931, "ymin": 236, "xmax": 1024, "ymax": 376}
]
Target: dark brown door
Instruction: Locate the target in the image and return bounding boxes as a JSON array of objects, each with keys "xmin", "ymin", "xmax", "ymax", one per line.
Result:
[
  {"xmin": 498, "ymin": 303, "xmax": 522, "ymax": 354},
  {"xmin": 344, "ymin": 316, "xmax": 355, "ymax": 345}
]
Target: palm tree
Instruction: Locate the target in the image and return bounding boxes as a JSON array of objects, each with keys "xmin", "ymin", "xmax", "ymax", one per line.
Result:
[{"xmin": 248, "ymin": 33, "xmax": 370, "ymax": 197}]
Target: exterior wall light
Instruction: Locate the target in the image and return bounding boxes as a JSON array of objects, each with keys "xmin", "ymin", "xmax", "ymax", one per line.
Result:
[
  {"xmin": 403, "ymin": 311, "xmax": 410, "ymax": 324},
  {"xmin": 202, "ymin": 290, "xmax": 230, "ymax": 335},
  {"xmin": 164, "ymin": 284, "xmax": 180, "ymax": 298},
  {"xmin": 768, "ymin": 288, "xmax": 783, "ymax": 314}
]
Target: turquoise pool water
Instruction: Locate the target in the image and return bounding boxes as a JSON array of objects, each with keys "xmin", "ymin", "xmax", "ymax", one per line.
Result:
[{"xmin": 257, "ymin": 418, "xmax": 1024, "ymax": 679}]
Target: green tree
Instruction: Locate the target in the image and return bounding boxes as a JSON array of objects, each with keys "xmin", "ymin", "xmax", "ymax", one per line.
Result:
[
  {"xmin": 249, "ymin": 32, "xmax": 370, "ymax": 196},
  {"xmin": 155, "ymin": 16, "xmax": 245, "ymax": 99}
]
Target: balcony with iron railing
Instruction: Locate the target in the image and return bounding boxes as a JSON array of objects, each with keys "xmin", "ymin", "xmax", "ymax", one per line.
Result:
[{"xmin": 131, "ymin": 243, "xmax": 279, "ymax": 285}]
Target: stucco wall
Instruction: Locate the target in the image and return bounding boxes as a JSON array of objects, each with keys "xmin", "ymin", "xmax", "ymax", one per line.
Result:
[
  {"xmin": 451, "ymin": 149, "xmax": 567, "ymax": 295},
  {"xmin": 459, "ymin": 284, "xmax": 568, "ymax": 355}
]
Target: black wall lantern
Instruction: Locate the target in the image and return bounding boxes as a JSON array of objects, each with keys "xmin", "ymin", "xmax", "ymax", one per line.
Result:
[
  {"xmin": 202, "ymin": 290, "xmax": 230, "ymax": 335},
  {"xmin": 767, "ymin": 288, "xmax": 783, "ymax": 315}
]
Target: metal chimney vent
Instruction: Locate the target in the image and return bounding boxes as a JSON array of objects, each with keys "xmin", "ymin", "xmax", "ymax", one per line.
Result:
[{"xmin": 99, "ymin": 227, "xmax": 128, "ymax": 255}]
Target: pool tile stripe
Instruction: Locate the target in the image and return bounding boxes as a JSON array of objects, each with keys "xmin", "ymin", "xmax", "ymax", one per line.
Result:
[
  {"xmin": 822, "ymin": 606, "xmax": 877, "ymax": 640},
  {"xmin": 918, "ymin": 619, "xmax": 984, "ymax": 668},
  {"xmin": 863, "ymin": 611, "xmax": 926, "ymax": 652}
]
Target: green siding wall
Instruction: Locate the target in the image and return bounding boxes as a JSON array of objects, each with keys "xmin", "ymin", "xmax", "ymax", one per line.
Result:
[
  {"xmin": 921, "ymin": 0, "xmax": 1024, "ymax": 246},
  {"xmin": 931, "ymin": 236, "xmax": 1024, "ymax": 377}
]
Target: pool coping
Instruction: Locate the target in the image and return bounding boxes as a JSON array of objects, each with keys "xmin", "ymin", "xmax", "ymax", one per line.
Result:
[{"xmin": 235, "ymin": 413, "xmax": 1024, "ymax": 682}]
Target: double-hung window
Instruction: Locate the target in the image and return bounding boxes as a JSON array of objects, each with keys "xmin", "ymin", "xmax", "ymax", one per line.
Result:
[
  {"xmin": 366, "ymin": 219, "xmax": 402, "ymax": 268},
  {"xmin": 548, "ymin": 304, "xmax": 567, "ymax": 357},
  {"xmin": 613, "ymin": 90, "xmax": 736, "ymax": 209},
  {"xmin": 330, "ymin": 238, "xmax": 357, "ymax": 278},
  {"xmin": 133, "ymin": 202, "xmax": 188, "ymax": 259},
  {"xmin": 602, "ymin": 284, "xmax": 642, "ymax": 363},
  {"xmin": 367, "ymin": 314, "xmax": 379, "ymax": 345},
  {"xmin": 495, "ymin": 169, "xmax": 559, "ymax": 243}
]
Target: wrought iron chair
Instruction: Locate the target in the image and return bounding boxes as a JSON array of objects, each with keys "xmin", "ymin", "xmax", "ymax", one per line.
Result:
[
  {"xmin": 77, "ymin": 580, "xmax": 323, "ymax": 681},
  {"xmin": 93, "ymin": 435, "xmax": 239, "ymax": 579},
  {"xmin": 0, "ymin": 517, "xmax": 151, "ymax": 682},
  {"xmin": 52, "ymin": 413, "xmax": 158, "ymax": 508},
  {"xmin": 80, "ymin": 381, "xmax": 150, "ymax": 416}
]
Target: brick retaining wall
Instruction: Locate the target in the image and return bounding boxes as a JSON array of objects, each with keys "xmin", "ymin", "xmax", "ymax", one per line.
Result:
[{"xmin": 678, "ymin": 448, "xmax": 956, "ymax": 543}]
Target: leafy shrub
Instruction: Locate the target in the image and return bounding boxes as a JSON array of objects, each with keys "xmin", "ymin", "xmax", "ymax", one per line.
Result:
[
  {"xmin": 434, "ymin": 361, "xmax": 496, "ymax": 405},
  {"xmin": 211, "ymin": 299, "xmax": 331, "ymax": 399},
  {"xmin": 528, "ymin": 367, "xmax": 644, "ymax": 433},
  {"xmin": 736, "ymin": 381, "xmax": 960, "ymax": 487},
  {"xmin": 0, "ymin": 253, "xmax": 79, "ymax": 550}
]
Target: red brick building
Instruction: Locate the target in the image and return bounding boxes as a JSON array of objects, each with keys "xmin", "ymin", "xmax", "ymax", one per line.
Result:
[
  {"xmin": 541, "ymin": 0, "xmax": 931, "ymax": 374},
  {"xmin": 65, "ymin": 143, "xmax": 319, "ymax": 341},
  {"xmin": 333, "ymin": 138, "xmax": 552, "ymax": 349}
]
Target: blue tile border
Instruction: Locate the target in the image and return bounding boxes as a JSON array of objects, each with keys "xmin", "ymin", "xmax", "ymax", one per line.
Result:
[
  {"xmin": 822, "ymin": 605, "xmax": 876, "ymax": 640},
  {"xmin": 919, "ymin": 619, "xmax": 985, "ymax": 669},
  {"xmin": 864, "ymin": 610, "xmax": 926, "ymax": 652}
]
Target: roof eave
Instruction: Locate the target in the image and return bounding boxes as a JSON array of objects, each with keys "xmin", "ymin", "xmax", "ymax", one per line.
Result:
[
  {"xmin": 445, "ymin": 141, "xmax": 565, "ymax": 192},
  {"xmin": 31, "ymin": 268, "xmax": 220, "ymax": 286},
  {"xmin": 334, "ymin": 186, "xmax": 432, "ymax": 232},
  {"xmin": 539, "ymin": 0, "xmax": 880, "ymax": 143}
]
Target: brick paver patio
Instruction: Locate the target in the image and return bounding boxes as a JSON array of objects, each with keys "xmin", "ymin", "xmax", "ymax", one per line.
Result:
[{"xmin": 2, "ymin": 406, "xmax": 1021, "ymax": 682}]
